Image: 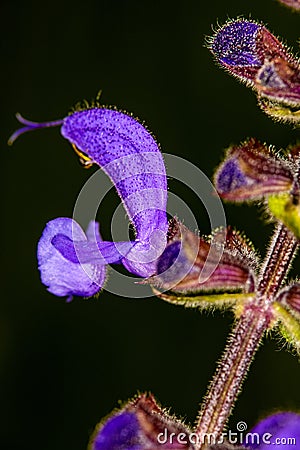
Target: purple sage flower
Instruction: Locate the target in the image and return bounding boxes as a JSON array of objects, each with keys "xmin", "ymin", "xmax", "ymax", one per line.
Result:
[{"xmin": 10, "ymin": 108, "xmax": 169, "ymax": 299}]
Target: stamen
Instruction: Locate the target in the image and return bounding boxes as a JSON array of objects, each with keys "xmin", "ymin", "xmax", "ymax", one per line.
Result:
[{"xmin": 71, "ymin": 143, "xmax": 94, "ymax": 168}]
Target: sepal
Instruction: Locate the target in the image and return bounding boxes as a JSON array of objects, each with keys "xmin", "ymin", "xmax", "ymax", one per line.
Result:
[
  {"xmin": 150, "ymin": 223, "xmax": 256, "ymax": 295},
  {"xmin": 272, "ymin": 302, "xmax": 300, "ymax": 356},
  {"xmin": 268, "ymin": 193, "xmax": 300, "ymax": 239},
  {"xmin": 215, "ymin": 139, "xmax": 293, "ymax": 202},
  {"xmin": 152, "ymin": 288, "xmax": 255, "ymax": 311},
  {"xmin": 276, "ymin": 283, "xmax": 300, "ymax": 316},
  {"xmin": 258, "ymin": 97, "xmax": 300, "ymax": 125}
]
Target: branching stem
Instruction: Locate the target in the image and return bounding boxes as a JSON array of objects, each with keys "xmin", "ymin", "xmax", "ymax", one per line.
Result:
[{"xmin": 195, "ymin": 224, "xmax": 298, "ymax": 448}]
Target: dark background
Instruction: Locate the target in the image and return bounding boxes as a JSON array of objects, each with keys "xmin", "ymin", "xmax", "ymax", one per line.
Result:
[{"xmin": 1, "ymin": 0, "xmax": 300, "ymax": 449}]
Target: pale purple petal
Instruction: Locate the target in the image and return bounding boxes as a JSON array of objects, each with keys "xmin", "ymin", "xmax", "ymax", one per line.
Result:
[
  {"xmin": 51, "ymin": 234, "xmax": 135, "ymax": 264},
  {"xmin": 37, "ymin": 218, "xmax": 106, "ymax": 298}
]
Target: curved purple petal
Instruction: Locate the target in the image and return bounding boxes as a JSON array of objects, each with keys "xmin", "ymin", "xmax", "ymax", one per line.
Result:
[
  {"xmin": 51, "ymin": 234, "xmax": 135, "ymax": 264},
  {"xmin": 51, "ymin": 227, "xmax": 166, "ymax": 278},
  {"xmin": 244, "ymin": 412, "xmax": 300, "ymax": 449},
  {"xmin": 37, "ymin": 218, "xmax": 106, "ymax": 299},
  {"xmin": 61, "ymin": 109, "xmax": 168, "ymax": 243}
]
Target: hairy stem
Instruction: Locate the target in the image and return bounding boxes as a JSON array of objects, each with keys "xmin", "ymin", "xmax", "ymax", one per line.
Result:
[
  {"xmin": 195, "ymin": 224, "xmax": 298, "ymax": 447},
  {"xmin": 257, "ymin": 224, "xmax": 298, "ymax": 298}
]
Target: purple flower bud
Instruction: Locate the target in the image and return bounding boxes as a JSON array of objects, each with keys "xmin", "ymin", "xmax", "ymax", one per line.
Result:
[
  {"xmin": 257, "ymin": 58, "xmax": 300, "ymax": 106},
  {"xmin": 211, "ymin": 20, "xmax": 262, "ymax": 68},
  {"xmin": 210, "ymin": 19, "xmax": 300, "ymax": 106},
  {"xmin": 244, "ymin": 412, "xmax": 300, "ymax": 449},
  {"xmin": 215, "ymin": 139, "xmax": 293, "ymax": 201},
  {"xmin": 89, "ymin": 394, "xmax": 195, "ymax": 450}
]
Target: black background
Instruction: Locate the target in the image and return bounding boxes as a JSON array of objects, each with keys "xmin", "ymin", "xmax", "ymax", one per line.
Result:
[{"xmin": 1, "ymin": 1, "xmax": 300, "ymax": 449}]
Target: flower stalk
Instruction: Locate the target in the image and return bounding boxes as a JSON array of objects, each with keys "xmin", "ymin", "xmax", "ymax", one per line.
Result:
[{"xmin": 196, "ymin": 224, "xmax": 299, "ymax": 447}]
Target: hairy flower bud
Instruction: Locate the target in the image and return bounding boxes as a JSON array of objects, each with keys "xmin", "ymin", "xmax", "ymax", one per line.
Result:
[
  {"xmin": 89, "ymin": 394, "xmax": 195, "ymax": 450},
  {"xmin": 209, "ymin": 19, "xmax": 300, "ymax": 120},
  {"xmin": 215, "ymin": 139, "xmax": 293, "ymax": 202},
  {"xmin": 152, "ymin": 223, "xmax": 255, "ymax": 294}
]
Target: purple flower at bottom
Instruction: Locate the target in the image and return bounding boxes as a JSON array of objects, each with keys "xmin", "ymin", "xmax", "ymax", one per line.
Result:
[
  {"xmin": 92, "ymin": 412, "xmax": 142, "ymax": 450},
  {"xmin": 244, "ymin": 412, "xmax": 300, "ymax": 449},
  {"xmin": 89, "ymin": 400, "xmax": 300, "ymax": 450},
  {"xmin": 89, "ymin": 394, "xmax": 195, "ymax": 450}
]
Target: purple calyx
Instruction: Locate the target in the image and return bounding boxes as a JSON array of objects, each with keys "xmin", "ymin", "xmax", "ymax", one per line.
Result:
[{"xmin": 211, "ymin": 20, "xmax": 262, "ymax": 67}]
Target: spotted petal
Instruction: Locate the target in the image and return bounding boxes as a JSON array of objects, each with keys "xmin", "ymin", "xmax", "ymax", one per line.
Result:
[{"xmin": 61, "ymin": 108, "xmax": 168, "ymax": 243}]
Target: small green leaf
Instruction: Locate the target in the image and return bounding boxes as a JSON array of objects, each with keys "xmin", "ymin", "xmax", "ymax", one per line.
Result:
[
  {"xmin": 152, "ymin": 288, "xmax": 255, "ymax": 311},
  {"xmin": 258, "ymin": 98, "xmax": 300, "ymax": 125},
  {"xmin": 272, "ymin": 302, "xmax": 300, "ymax": 356},
  {"xmin": 268, "ymin": 193, "xmax": 300, "ymax": 239}
]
